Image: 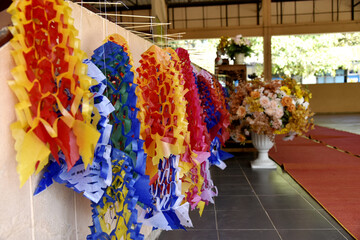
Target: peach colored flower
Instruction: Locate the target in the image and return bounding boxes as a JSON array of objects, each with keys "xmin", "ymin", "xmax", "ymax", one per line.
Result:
[
  {"xmin": 274, "ymin": 108, "xmax": 284, "ymax": 119},
  {"xmin": 250, "ymin": 91, "xmax": 260, "ymax": 98},
  {"xmin": 272, "ymin": 119, "xmax": 282, "ymax": 129},
  {"xmin": 267, "ymin": 92, "xmax": 275, "ymax": 99},
  {"xmin": 265, "ymin": 108, "xmax": 275, "ymax": 116},
  {"xmin": 288, "ymin": 104, "xmax": 296, "ymax": 112},
  {"xmin": 270, "ymin": 100, "xmax": 278, "ymax": 109},
  {"xmin": 259, "ymin": 96, "xmax": 270, "ymax": 108},
  {"xmin": 281, "ymin": 96, "xmax": 292, "ymax": 107},
  {"xmin": 236, "ymin": 106, "xmax": 246, "ymax": 118}
]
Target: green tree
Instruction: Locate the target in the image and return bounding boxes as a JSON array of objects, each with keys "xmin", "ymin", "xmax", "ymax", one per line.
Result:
[
  {"xmin": 271, "ymin": 33, "xmax": 360, "ymax": 79},
  {"xmin": 169, "ymin": 33, "xmax": 360, "ymax": 80}
]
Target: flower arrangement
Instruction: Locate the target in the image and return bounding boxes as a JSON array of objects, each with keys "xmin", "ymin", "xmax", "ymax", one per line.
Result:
[
  {"xmin": 225, "ymin": 34, "xmax": 253, "ymax": 60},
  {"xmin": 229, "ymin": 77, "xmax": 314, "ymax": 143},
  {"xmin": 217, "ymin": 36, "xmax": 230, "ymax": 55}
]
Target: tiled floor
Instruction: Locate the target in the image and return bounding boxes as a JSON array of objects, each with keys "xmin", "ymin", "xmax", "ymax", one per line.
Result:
[
  {"xmin": 158, "ymin": 114, "xmax": 359, "ymax": 240},
  {"xmin": 158, "ymin": 153, "xmax": 354, "ymax": 240}
]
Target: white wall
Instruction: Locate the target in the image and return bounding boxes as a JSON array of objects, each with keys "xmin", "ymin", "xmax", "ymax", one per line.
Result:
[{"xmin": 0, "ymin": 2, "xmax": 154, "ymax": 239}]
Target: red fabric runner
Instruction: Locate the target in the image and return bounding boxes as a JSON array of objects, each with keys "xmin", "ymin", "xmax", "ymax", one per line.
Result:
[
  {"xmin": 307, "ymin": 125, "xmax": 360, "ymax": 156},
  {"xmin": 270, "ymin": 134, "xmax": 360, "ymax": 239}
]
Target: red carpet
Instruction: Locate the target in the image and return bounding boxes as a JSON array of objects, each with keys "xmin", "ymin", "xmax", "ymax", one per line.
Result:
[
  {"xmin": 307, "ymin": 125, "xmax": 360, "ymax": 156},
  {"xmin": 270, "ymin": 134, "xmax": 360, "ymax": 239}
]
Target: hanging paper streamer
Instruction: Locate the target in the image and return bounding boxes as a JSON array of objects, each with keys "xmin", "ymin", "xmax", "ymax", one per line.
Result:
[
  {"xmin": 91, "ymin": 38, "xmax": 146, "ymax": 174},
  {"xmin": 7, "ymin": 0, "xmax": 100, "ymax": 186},
  {"xmin": 136, "ymin": 45, "xmax": 190, "ymax": 182},
  {"xmin": 196, "ymin": 70, "xmax": 230, "ymax": 145},
  {"xmin": 200, "ymin": 155, "xmax": 218, "ymax": 206},
  {"xmin": 136, "ymin": 45, "xmax": 201, "ymax": 229},
  {"xmin": 88, "ymin": 149, "xmax": 144, "ymax": 240},
  {"xmin": 89, "ymin": 35, "xmax": 153, "ymax": 239},
  {"xmin": 34, "ymin": 60, "xmax": 114, "ymax": 203},
  {"xmin": 195, "ymin": 70, "xmax": 233, "ymax": 170},
  {"xmin": 163, "ymin": 47, "xmax": 200, "ymax": 169},
  {"xmin": 91, "ymin": 34, "xmax": 151, "ymax": 207},
  {"xmin": 138, "ymin": 155, "xmax": 192, "ymax": 230},
  {"xmin": 175, "ymin": 48, "xmax": 210, "ymax": 152},
  {"xmin": 174, "ymin": 48, "xmax": 212, "ymax": 212}
]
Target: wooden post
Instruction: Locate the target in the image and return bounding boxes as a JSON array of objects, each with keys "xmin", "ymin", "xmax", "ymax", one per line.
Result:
[
  {"xmin": 262, "ymin": 0, "xmax": 272, "ymax": 81},
  {"xmin": 151, "ymin": 0, "xmax": 168, "ymax": 44}
]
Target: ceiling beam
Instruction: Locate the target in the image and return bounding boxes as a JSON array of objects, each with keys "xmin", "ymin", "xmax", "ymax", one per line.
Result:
[
  {"xmin": 168, "ymin": 20, "xmax": 360, "ymax": 39},
  {"xmin": 0, "ymin": 0, "xmax": 11, "ymax": 12}
]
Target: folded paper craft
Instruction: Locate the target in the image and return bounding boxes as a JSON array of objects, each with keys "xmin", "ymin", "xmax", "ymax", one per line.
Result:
[
  {"xmin": 7, "ymin": 0, "xmax": 100, "ymax": 187},
  {"xmin": 89, "ymin": 35, "xmax": 152, "ymax": 239},
  {"xmin": 34, "ymin": 60, "xmax": 114, "ymax": 203}
]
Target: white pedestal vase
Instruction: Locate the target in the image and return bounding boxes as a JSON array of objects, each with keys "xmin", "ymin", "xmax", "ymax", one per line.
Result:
[
  {"xmin": 251, "ymin": 132, "xmax": 277, "ymax": 169},
  {"xmin": 234, "ymin": 53, "xmax": 245, "ymax": 64}
]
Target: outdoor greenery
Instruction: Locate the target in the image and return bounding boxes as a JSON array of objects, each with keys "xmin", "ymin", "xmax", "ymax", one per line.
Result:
[
  {"xmin": 169, "ymin": 33, "xmax": 360, "ymax": 81},
  {"xmin": 270, "ymin": 33, "xmax": 360, "ymax": 79}
]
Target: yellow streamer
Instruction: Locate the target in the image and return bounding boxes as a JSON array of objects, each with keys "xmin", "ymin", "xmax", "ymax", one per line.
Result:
[{"xmin": 7, "ymin": 0, "xmax": 100, "ymax": 186}]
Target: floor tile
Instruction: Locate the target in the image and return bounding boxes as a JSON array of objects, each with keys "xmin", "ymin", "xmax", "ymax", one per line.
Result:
[
  {"xmin": 298, "ymin": 192, "xmax": 325, "ymax": 210},
  {"xmin": 234, "ymin": 152, "xmax": 257, "ymax": 160},
  {"xmin": 317, "ymin": 210, "xmax": 349, "ymax": 230},
  {"xmin": 216, "ymin": 210, "xmax": 274, "ymax": 230},
  {"xmin": 216, "ymin": 183, "xmax": 255, "ymax": 196},
  {"xmin": 245, "ymin": 172, "xmax": 289, "ymax": 185},
  {"xmin": 187, "ymin": 209, "xmax": 216, "ymax": 230},
  {"xmin": 211, "ymin": 167, "xmax": 244, "ymax": 176},
  {"xmin": 215, "ymin": 196, "xmax": 262, "ymax": 211},
  {"xmin": 278, "ymin": 229, "xmax": 348, "ymax": 240},
  {"xmin": 251, "ymin": 182, "xmax": 299, "ymax": 196},
  {"xmin": 267, "ymin": 209, "xmax": 334, "ymax": 229},
  {"xmin": 258, "ymin": 195, "xmax": 315, "ymax": 210},
  {"xmin": 220, "ymin": 160, "xmax": 241, "ymax": 168},
  {"xmin": 202, "ymin": 203, "xmax": 216, "ymax": 212},
  {"xmin": 339, "ymin": 229, "xmax": 356, "ymax": 240},
  {"xmin": 239, "ymin": 161, "xmax": 252, "ymax": 170},
  {"xmin": 213, "ymin": 175, "xmax": 249, "ymax": 185},
  {"xmin": 218, "ymin": 230, "xmax": 280, "ymax": 240},
  {"xmin": 158, "ymin": 229, "xmax": 218, "ymax": 240}
]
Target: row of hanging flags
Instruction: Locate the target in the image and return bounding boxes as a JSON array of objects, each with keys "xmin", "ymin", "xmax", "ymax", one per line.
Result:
[{"xmin": 7, "ymin": 0, "xmax": 232, "ymax": 239}]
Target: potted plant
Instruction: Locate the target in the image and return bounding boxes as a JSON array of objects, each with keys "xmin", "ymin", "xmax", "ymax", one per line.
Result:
[
  {"xmin": 225, "ymin": 35, "xmax": 253, "ymax": 65},
  {"xmin": 229, "ymin": 77, "xmax": 314, "ymax": 168}
]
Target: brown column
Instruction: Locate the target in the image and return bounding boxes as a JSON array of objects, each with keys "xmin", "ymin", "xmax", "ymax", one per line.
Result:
[{"xmin": 262, "ymin": 0, "xmax": 272, "ymax": 81}]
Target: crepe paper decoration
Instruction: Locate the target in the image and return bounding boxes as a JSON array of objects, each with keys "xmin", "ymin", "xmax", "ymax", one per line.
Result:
[
  {"xmin": 199, "ymin": 155, "xmax": 218, "ymax": 208},
  {"xmin": 175, "ymin": 48, "xmax": 210, "ymax": 152},
  {"xmin": 91, "ymin": 40, "xmax": 146, "ymax": 174},
  {"xmin": 7, "ymin": 0, "xmax": 100, "ymax": 186},
  {"xmin": 35, "ymin": 151, "xmax": 111, "ymax": 203},
  {"xmin": 89, "ymin": 37, "xmax": 154, "ymax": 238},
  {"xmin": 213, "ymin": 76, "xmax": 230, "ymax": 111},
  {"xmin": 88, "ymin": 149, "xmax": 144, "ymax": 240},
  {"xmin": 136, "ymin": 45, "xmax": 207, "ymax": 228},
  {"xmin": 107, "ymin": 34, "xmax": 135, "ymax": 71},
  {"xmin": 196, "ymin": 70, "xmax": 230, "ymax": 146},
  {"xmin": 136, "ymin": 45, "xmax": 190, "ymax": 182},
  {"xmin": 34, "ymin": 60, "xmax": 114, "ymax": 203},
  {"xmin": 174, "ymin": 48, "xmax": 213, "ymax": 213},
  {"xmin": 208, "ymin": 137, "xmax": 234, "ymax": 169},
  {"xmin": 141, "ymin": 155, "xmax": 192, "ymax": 230}
]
